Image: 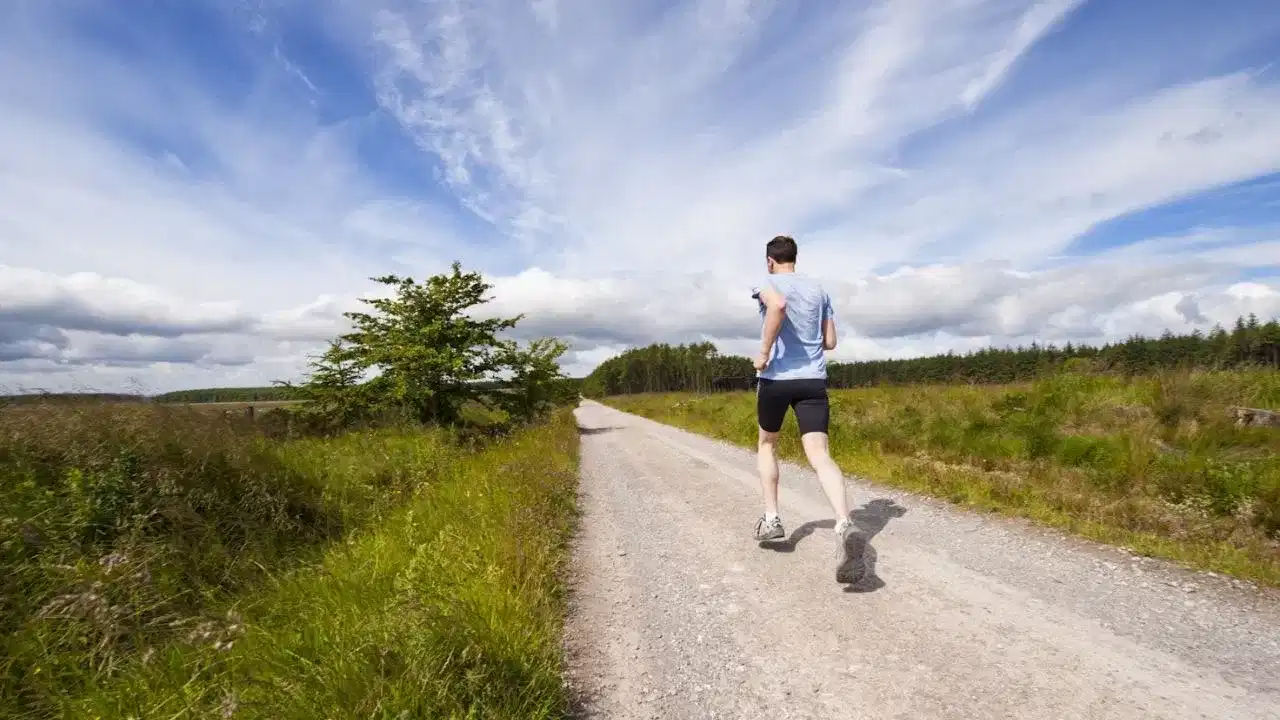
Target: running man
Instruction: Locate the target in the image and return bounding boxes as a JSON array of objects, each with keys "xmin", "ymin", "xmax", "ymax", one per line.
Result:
[{"xmin": 750, "ymin": 235, "xmax": 864, "ymax": 583}]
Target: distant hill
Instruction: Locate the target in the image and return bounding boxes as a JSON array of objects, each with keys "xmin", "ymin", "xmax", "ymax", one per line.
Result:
[
  {"xmin": 151, "ymin": 386, "xmax": 304, "ymax": 404},
  {"xmin": 4, "ymin": 377, "xmax": 588, "ymax": 407},
  {"xmin": 0, "ymin": 381, "xmax": 293, "ymax": 404},
  {"xmin": 1, "ymin": 387, "xmax": 298, "ymax": 406},
  {"xmin": 151, "ymin": 380, "xmax": 588, "ymax": 404},
  {"xmin": 0, "ymin": 392, "xmax": 144, "ymax": 406}
]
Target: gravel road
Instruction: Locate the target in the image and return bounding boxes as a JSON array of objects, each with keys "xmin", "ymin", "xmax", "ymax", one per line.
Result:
[{"xmin": 561, "ymin": 400, "xmax": 1280, "ymax": 720}]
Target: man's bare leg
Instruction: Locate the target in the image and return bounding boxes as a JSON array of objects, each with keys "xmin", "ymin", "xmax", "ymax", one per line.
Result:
[
  {"xmin": 753, "ymin": 428, "xmax": 785, "ymax": 541},
  {"xmin": 800, "ymin": 432, "xmax": 850, "ymax": 523},
  {"xmin": 757, "ymin": 428, "xmax": 781, "ymax": 515},
  {"xmin": 803, "ymin": 431, "xmax": 866, "ymax": 582}
]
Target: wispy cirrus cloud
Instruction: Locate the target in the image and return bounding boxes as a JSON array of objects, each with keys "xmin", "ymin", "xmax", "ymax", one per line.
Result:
[
  {"xmin": 361, "ymin": 0, "xmax": 1280, "ymax": 276},
  {"xmin": 2, "ymin": 0, "xmax": 1280, "ymax": 391}
]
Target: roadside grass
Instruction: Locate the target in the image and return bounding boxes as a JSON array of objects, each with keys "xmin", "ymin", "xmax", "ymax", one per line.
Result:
[
  {"xmin": 164, "ymin": 396, "xmax": 515, "ymax": 442},
  {"xmin": 603, "ymin": 369, "xmax": 1280, "ymax": 587},
  {"xmin": 2, "ymin": 401, "xmax": 579, "ymax": 719}
]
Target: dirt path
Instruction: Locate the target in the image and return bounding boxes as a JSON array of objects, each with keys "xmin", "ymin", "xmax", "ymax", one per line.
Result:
[{"xmin": 561, "ymin": 400, "xmax": 1280, "ymax": 720}]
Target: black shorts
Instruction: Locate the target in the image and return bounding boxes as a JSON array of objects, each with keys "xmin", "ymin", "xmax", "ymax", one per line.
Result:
[{"xmin": 756, "ymin": 378, "xmax": 829, "ymax": 435}]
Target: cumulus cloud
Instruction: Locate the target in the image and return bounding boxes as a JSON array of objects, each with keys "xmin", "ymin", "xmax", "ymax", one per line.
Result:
[
  {"xmin": 478, "ymin": 256, "xmax": 1280, "ymax": 362},
  {"xmin": 2, "ymin": 0, "xmax": 1279, "ymax": 393},
  {"xmin": 0, "ymin": 266, "xmax": 252, "ymax": 338},
  {"xmin": 0, "ymin": 266, "xmax": 290, "ymax": 376}
]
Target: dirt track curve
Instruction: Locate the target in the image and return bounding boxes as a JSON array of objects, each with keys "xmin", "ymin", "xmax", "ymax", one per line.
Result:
[{"xmin": 562, "ymin": 400, "xmax": 1280, "ymax": 720}]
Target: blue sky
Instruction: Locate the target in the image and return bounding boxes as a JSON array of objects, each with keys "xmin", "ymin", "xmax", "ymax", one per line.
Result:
[{"xmin": 2, "ymin": 0, "xmax": 1279, "ymax": 392}]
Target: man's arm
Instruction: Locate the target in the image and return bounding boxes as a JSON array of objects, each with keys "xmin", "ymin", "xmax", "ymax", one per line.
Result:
[
  {"xmin": 822, "ymin": 291, "xmax": 837, "ymax": 350},
  {"xmin": 757, "ymin": 284, "xmax": 787, "ymax": 367},
  {"xmin": 823, "ymin": 317, "xmax": 837, "ymax": 350}
]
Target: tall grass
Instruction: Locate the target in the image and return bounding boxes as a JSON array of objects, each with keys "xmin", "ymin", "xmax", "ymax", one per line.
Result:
[
  {"xmin": 605, "ymin": 369, "xmax": 1280, "ymax": 586},
  {"xmin": 1, "ymin": 401, "xmax": 580, "ymax": 719}
]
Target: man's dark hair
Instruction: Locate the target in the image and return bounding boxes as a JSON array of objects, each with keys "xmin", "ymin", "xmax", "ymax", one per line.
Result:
[{"xmin": 766, "ymin": 235, "xmax": 798, "ymax": 264}]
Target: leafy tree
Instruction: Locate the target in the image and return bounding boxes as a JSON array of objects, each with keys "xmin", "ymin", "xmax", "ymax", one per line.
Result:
[
  {"xmin": 275, "ymin": 339, "xmax": 370, "ymax": 431},
  {"xmin": 285, "ymin": 262, "xmax": 570, "ymax": 430},
  {"xmin": 492, "ymin": 337, "xmax": 576, "ymax": 420}
]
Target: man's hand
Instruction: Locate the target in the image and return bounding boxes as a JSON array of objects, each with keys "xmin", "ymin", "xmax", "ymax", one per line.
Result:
[{"xmin": 753, "ymin": 350, "xmax": 770, "ymax": 371}]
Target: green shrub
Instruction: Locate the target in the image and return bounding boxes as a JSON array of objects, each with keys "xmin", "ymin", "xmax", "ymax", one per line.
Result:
[{"xmin": 1055, "ymin": 435, "xmax": 1121, "ymax": 470}]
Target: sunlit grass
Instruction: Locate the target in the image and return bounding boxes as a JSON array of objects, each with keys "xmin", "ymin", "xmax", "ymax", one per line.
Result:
[{"xmin": 2, "ymin": 402, "xmax": 579, "ymax": 719}]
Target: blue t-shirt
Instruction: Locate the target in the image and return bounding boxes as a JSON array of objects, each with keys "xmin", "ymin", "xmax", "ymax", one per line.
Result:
[{"xmin": 753, "ymin": 272, "xmax": 834, "ymax": 381}]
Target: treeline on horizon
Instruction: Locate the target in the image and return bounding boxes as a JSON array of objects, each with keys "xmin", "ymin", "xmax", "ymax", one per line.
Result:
[
  {"xmin": 153, "ymin": 386, "xmax": 304, "ymax": 403},
  {"xmin": 581, "ymin": 314, "xmax": 1280, "ymax": 397}
]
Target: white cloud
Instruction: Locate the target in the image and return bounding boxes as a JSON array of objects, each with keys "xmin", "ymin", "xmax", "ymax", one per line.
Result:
[
  {"xmin": 2, "ymin": 0, "xmax": 1279, "ymax": 393},
  {"xmin": 959, "ymin": 0, "xmax": 1083, "ymax": 109},
  {"xmin": 0, "ymin": 266, "xmax": 252, "ymax": 337}
]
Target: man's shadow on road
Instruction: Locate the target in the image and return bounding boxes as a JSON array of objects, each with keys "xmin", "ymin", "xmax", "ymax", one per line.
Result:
[
  {"xmin": 577, "ymin": 425, "xmax": 622, "ymax": 436},
  {"xmin": 759, "ymin": 498, "xmax": 908, "ymax": 593}
]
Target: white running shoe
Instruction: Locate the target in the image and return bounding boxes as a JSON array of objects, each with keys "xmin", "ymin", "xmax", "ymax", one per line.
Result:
[
  {"xmin": 754, "ymin": 514, "xmax": 785, "ymax": 542},
  {"xmin": 834, "ymin": 518, "xmax": 867, "ymax": 584}
]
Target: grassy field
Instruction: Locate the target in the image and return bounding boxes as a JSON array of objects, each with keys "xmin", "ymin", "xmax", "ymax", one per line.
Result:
[
  {"xmin": 1, "ymin": 400, "xmax": 580, "ymax": 719},
  {"xmin": 604, "ymin": 369, "xmax": 1280, "ymax": 586}
]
